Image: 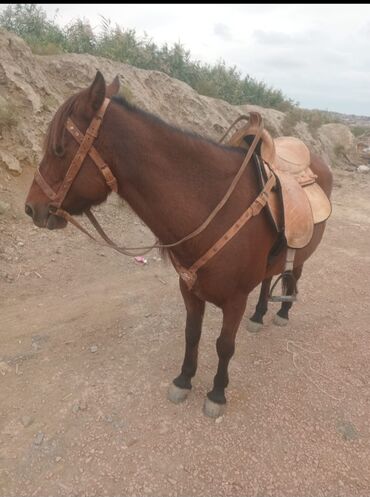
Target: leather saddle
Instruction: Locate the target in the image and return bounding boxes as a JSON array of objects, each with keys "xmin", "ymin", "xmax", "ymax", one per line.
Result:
[{"xmin": 227, "ymin": 112, "xmax": 332, "ymax": 250}]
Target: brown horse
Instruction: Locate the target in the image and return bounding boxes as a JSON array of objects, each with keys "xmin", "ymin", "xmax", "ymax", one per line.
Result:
[{"xmin": 25, "ymin": 72, "xmax": 333, "ymax": 418}]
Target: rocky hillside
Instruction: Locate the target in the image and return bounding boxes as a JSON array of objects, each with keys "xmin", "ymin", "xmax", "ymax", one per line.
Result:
[{"xmin": 0, "ymin": 29, "xmax": 362, "ymax": 185}]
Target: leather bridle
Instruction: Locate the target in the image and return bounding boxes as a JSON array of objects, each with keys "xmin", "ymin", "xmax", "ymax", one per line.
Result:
[
  {"xmin": 33, "ymin": 98, "xmax": 276, "ymax": 289},
  {"xmin": 35, "ymin": 98, "xmax": 117, "ymax": 217}
]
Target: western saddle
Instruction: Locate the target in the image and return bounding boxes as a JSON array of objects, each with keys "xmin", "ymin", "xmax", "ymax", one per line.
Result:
[{"xmin": 227, "ymin": 112, "xmax": 332, "ymax": 301}]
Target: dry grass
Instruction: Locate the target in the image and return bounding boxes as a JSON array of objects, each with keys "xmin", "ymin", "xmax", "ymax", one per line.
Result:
[
  {"xmin": 282, "ymin": 108, "xmax": 339, "ymax": 137},
  {"xmin": 0, "ymin": 102, "xmax": 18, "ymax": 131},
  {"xmin": 117, "ymin": 84, "xmax": 134, "ymax": 104}
]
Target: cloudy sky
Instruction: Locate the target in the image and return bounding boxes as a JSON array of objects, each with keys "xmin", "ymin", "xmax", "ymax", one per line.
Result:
[{"xmin": 8, "ymin": 4, "xmax": 370, "ymax": 115}]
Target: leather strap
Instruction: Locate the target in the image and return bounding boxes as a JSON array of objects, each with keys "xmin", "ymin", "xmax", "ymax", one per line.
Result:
[
  {"xmin": 171, "ymin": 173, "xmax": 276, "ymax": 289},
  {"xmin": 35, "ymin": 169, "xmax": 58, "ymax": 201},
  {"xmin": 65, "ymin": 117, "xmax": 118, "ymax": 193}
]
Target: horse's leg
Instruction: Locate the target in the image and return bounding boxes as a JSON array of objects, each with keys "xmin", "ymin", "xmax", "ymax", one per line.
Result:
[
  {"xmin": 204, "ymin": 293, "xmax": 247, "ymax": 418},
  {"xmin": 273, "ymin": 264, "xmax": 304, "ymax": 326},
  {"xmin": 247, "ymin": 276, "xmax": 273, "ymax": 333},
  {"xmin": 168, "ymin": 278, "xmax": 205, "ymax": 404}
]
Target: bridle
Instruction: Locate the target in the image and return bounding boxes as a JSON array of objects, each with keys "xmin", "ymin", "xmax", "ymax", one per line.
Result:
[
  {"xmin": 33, "ymin": 97, "xmax": 276, "ymax": 289},
  {"xmin": 35, "ymin": 98, "xmax": 117, "ymax": 218}
]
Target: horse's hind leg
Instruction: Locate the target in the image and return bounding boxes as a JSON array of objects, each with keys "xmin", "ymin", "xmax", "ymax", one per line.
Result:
[
  {"xmin": 168, "ymin": 278, "xmax": 205, "ymax": 404},
  {"xmin": 273, "ymin": 264, "xmax": 304, "ymax": 326},
  {"xmin": 247, "ymin": 276, "xmax": 272, "ymax": 333},
  {"xmin": 204, "ymin": 293, "xmax": 247, "ymax": 418}
]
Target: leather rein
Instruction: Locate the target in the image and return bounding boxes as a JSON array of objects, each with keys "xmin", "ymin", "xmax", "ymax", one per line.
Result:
[{"xmin": 35, "ymin": 98, "xmax": 276, "ymax": 289}]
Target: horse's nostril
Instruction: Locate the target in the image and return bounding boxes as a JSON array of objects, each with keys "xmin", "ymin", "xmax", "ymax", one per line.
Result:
[{"xmin": 25, "ymin": 204, "xmax": 34, "ymax": 218}]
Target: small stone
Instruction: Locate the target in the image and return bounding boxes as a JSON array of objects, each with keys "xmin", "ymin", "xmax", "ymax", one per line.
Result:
[
  {"xmin": 90, "ymin": 345, "xmax": 98, "ymax": 353},
  {"xmin": 0, "ymin": 361, "xmax": 11, "ymax": 375},
  {"xmin": 79, "ymin": 399, "xmax": 88, "ymax": 411},
  {"xmin": 357, "ymin": 165, "xmax": 370, "ymax": 173},
  {"xmin": 21, "ymin": 416, "xmax": 33, "ymax": 427},
  {"xmin": 337, "ymin": 421, "xmax": 359, "ymax": 441},
  {"xmin": 72, "ymin": 402, "xmax": 80, "ymax": 414},
  {"xmin": 0, "ymin": 201, "xmax": 10, "ymax": 215},
  {"xmin": 34, "ymin": 431, "xmax": 45, "ymax": 446},
  {"xmin": 0, "ymin": 149, "xmax": 22, "ymax": 175},
  {"xmin": 55, "ymin": 456, "xmax": 62, "ymax": 463},
  {"xmin": 215, "ymin": 416, "xmax": 224, "ymax": 424}
]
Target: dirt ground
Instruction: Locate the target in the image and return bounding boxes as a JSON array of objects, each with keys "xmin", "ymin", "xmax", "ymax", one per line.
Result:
[{"xmin": 0, "ymin": 166, "xmax": 369, "ymax": 497}]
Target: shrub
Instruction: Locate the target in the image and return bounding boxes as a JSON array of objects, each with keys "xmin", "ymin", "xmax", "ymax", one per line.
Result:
[{"xmin": 0, "ymin": 4, "xmax": 299, "ymax": 112}]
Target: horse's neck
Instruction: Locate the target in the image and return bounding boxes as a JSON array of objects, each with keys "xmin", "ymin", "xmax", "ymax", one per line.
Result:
[{"xmin": 108, "ymin": 105, "xmax": 248, "ymax": 257}]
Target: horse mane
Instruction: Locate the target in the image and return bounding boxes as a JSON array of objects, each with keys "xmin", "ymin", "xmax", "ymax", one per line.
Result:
[
  {"xmin": 111, "ymin": 95, "xmax": 243, "ymax": 154},
  {"xmin": 43, "ymin": 90, "xmax": 244, "ymax": 160},
  {"xmin": 43, "ymin": 92, "xmax": 83, "ymax": 157}
]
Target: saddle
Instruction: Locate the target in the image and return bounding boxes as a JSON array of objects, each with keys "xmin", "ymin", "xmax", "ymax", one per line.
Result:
[
  {"xmin": 228, "ymin": 112, "xmax": 331, "ymax": 249},
  {"xmin": 227, "ymin": 112, "xmax": 332, "ymax": 301}
]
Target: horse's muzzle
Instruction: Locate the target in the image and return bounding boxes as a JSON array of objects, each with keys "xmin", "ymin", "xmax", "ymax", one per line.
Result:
[{"xmin": 25, "ymin": 202, "xmax": 67, "ymax": 230}]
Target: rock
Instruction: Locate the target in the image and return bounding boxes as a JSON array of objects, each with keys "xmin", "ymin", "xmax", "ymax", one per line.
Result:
[
  {"xmin": 55, "ymin": 456, "xmax": 62, "ymax": 463},
  {"xmin": 318, "ymin": 123, "xmax": 358, "ymax": 165},
  {"xmin": 357, "ymin": 165, "xmax": 370, "ymax": 173},
  {"xmin": 337, "ymin": 421, "xmax": 359, "ymax": 441},
  {"xmin": 0, "ymin": 201, "xmax": 10, "ymax": 215},
  {"xmin": 90, "ymin": 345, "xmax": 98, "ymax": 353},
  {"xmin": 21, "ymin": 415, "xmax": 34, "ymax": 427},
  {"xmin": 0, "ymin": 361, "xmax": 11, "ymax": 375},
  {"xmin": 0, "ymin": 150, "xmax": 22, "ymax": 175},
  {"xmin": 33, "ymin": 431, "xmax": 45, "ymax": 446}
]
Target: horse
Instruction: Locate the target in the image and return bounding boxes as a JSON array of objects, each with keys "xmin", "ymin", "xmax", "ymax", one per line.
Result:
[{"xmin": 25, "ymin": 71, "xmax": 333, "ymax": 418}]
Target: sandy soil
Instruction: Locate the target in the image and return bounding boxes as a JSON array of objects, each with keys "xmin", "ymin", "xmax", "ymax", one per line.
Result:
[{"xmin": 0, "ymin": 167, "xmax": 369, "ymax": 497}]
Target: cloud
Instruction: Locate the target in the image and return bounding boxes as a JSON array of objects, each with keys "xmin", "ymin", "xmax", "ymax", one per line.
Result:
[
  {"xmin": 214, "ymin": 23, "xmax": 232, "ymax": 42},
  {"xmin": 253, "ymin": 28, "xmax": 320, "ymax": 46}
]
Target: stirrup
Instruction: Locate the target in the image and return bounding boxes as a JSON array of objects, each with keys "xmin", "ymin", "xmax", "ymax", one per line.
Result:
[{"xmin": 268, "ymin": 271, "xmax": 297, "ymax": 303}]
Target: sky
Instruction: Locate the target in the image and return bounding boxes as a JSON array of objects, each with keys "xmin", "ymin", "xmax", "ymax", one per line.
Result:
[{"xmin": 4, "ymin": 3, "xmax": 370, "ymax": 116}]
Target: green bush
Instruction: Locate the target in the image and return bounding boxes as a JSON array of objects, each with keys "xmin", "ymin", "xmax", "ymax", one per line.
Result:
[
  {"xmin": 350, "ymin": 125, "xmax": 370, "ymax": 138},
  {"xmin": 0, "ymin": 4, "xmax": 297, "ymax": 111}
]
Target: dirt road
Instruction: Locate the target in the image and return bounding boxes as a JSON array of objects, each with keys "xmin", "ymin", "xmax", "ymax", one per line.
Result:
[{"xmin": 0, "ymin": 167, "xmax": 369, "ymax": 496}]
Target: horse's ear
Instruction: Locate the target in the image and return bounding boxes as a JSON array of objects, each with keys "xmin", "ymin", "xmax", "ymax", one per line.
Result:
[
  {"xmin": 106, "ymin": 75, "xmax": 120, "ymax": 98},
  {"xmin": 89, "ymin": 71, "xmax": 106, "ymax": 111}
]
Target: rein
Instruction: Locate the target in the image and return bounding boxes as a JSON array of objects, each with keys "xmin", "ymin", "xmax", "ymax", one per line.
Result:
[{"xmin": 35, "ymin": 99, "xmax": 276, "ymax": 286}]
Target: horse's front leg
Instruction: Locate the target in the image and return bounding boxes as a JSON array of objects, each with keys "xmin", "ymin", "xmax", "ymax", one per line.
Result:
[
  {"xmin": 204, "ymin": 293, "xmax": 247, "ymax": 418},
  {"xmin": 168, "ymin": 278, "xmax": 205, "ymax": 404}
]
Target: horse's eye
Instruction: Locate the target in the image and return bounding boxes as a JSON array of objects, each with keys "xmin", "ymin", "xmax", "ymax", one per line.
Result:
[{"xmin": 54, "ymin": 145, "xmax": 64, "ymax": 157}]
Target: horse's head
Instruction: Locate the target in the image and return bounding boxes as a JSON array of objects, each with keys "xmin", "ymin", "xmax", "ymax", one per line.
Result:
[{"xmin": 25, "ymin": 71, "xmax": 120, "ymax": 230}]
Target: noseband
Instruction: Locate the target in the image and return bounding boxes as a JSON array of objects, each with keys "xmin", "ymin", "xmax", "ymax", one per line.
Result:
[{"xmin": 33, "ymin": 99, "xmax": 276, "ymax": 290}]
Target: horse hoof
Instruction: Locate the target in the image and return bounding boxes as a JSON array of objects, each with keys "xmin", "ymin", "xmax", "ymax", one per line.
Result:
[
  {"xmin": 203, "ymin": 398, "xmax": 225, "ymax": 418},
  {"xmin": 247, "ymin": 319, "xmax": 263, "ymax": 333},
  {"xmin": 167, "ymin": 383, "xmax": 190, "ymax": 404},
  {"xmin": 273, "ymin": 314, "xmax": 289, "ymax": 327}
]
